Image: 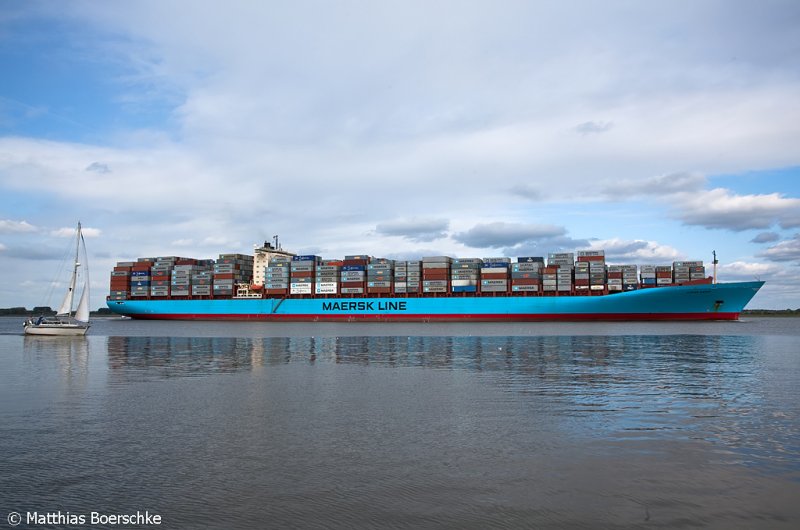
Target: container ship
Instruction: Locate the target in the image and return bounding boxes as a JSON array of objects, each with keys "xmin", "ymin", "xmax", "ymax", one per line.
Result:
[{"xmin": 106, "ymin": 240, "xmax": 763, "ymax": 322}]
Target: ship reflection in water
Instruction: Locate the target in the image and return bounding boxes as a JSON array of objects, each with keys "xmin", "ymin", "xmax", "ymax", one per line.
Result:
[{"xmin": 106, "ymin": 333, "xmax": 756, "ymax": 376}]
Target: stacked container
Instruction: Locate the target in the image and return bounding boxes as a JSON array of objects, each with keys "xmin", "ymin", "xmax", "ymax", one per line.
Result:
[
  {"xmin": 542, "ymin": 264, "xmax": 558, "ymax": 293},
  {"xmin": 171, "ymin": 258, "xmax": 212, "ymax": 297},
  {"xmin": 607, "ymin": 265, "xmax": 622, "ymax": 292},
  {"xmin": 673, "ymin": 261, "xmax": 705, "ymax": 283},
  {"xmin": 192, "ymin": 266, "xmax": 213, "ymax": 296},
  {"xmin": 315, "ymin": 260, "xmax": 341, "ymax": 295},
  {"xmin": 481, "ymin": 257, "xmax": 510, "ymax": 293},
  {"xmin": 451, "ymin": 258, "xmax": 481, "ymax": 293},
  {"xmin": 639, "ymin": 265, "xmax": 656, "ymax": 287},
  {"xmin": 341, "ymin": 255, "xmax": 369, "ymax": 295},
  {"xmin": 166, "ymin": 258, "xmax": 191, "ymax": 297},
  {"xmin": 422, "ymin": 256, "xmax": 451, "ymax": 293},
  {"xmin": 394, "ymin": 261, "xmax": 408, "ymax": 294},
  {"xmin": 575, "ymin": 261, "xmax": 591, "ymax": 292},
  {"xmin": 408, "ymin": 261, "xmax": 422, "ymax": 293},
  {"xmin": 579, "ymin": 251, "xmax": 607, "ymax": 292},
  {"xmin": 656, "ymin": 266, "xmax": 673, "ymax": 285},
  {"xmin": 368, "ymin": 259, "xmax": 394, "ymax": 295},
  {"xmin": 109, "ymin": 261, "xmax": 134, "ymax": 300},
  {"xmin": 607, "ymin": 264, "xmax": 638, "ymax": 292},
  {"xmin": 214, "ymin": 253, "xmax": 254, "ymax": 297},
  {"xmin": 290, "ymin": 255, "xmax": 318, "ymax": 295},
  {"xmin": 511, "ymin": 257, "xmax": 543, "ymax": 293},
  {"xmin": 548, "ymin": 253, "xmax": 574, "ymax": 294},
  {"xmin": 622, "ymin": 265, "xmax": 638, "ymax": 290},
  {"xmin": 264, "ymin": 256, "xmax": 291, "ymax": 296},
  {"xmin": 394, "ymin": 260, "xmax": 421, "ymax": 294}
]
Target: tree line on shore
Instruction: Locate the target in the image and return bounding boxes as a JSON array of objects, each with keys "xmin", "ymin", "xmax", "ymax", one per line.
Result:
[{"xmin": 0, "ymin": 307, "xmax": 115, "ymax": 316}]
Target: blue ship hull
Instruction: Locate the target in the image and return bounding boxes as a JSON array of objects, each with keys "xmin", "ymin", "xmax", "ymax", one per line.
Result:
[{"xmin": 106, "ymin": 281, "xmax": 764, "ymax": 321}]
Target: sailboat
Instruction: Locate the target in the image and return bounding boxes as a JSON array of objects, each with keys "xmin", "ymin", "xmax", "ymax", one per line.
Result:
[{"xmin": 24, "ymin": 222, "xmax": 91, "ymax": 336}]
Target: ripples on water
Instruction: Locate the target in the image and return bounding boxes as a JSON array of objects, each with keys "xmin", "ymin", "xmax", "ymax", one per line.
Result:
[{"xmin": 1, "ymin": 318, "xmax": 799, "ymax": 528}]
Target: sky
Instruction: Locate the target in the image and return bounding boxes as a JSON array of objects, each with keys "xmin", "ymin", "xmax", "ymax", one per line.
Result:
[{"xmin": 1, "ymin": 0, "xmax": 799, "ymax": 310}]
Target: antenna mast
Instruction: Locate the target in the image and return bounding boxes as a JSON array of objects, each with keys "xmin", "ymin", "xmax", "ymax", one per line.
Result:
[{"xmin": 712, "ymin": 250, "xmax": 718, "ymax": 284}]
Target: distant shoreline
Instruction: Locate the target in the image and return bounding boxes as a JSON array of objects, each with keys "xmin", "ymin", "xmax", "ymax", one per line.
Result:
[{"xmin": 0, "ymin": 307, "xmax": 116, "ymax": 317}]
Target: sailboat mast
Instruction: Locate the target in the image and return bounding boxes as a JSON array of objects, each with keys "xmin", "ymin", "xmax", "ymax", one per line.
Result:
[{"xmin": 68, "ymin": 222, "xmax": 82, "ymax": 317}]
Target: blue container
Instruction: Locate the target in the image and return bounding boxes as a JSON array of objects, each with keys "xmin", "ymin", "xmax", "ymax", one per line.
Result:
[
  {"xmin": 342, "ymin": 265, "xmax": 366, "ymax": 271},
  {"xmin": 452, "ymin": 286, "xmax": 477, "ymax": 293},
  {"xmin": 292, "ymin": 255, "xmax": 319, "ymax": 262},
  {"xmin": 131, "ymin": 270, "xmax": 150, "ymax": 277},
  {"xmin": 483, "ymin": 262, "xmax": 510, "ymax": 268},
  {"xmin": 131, "ymin": 280, "xmax": 151, "ymax": 287}
]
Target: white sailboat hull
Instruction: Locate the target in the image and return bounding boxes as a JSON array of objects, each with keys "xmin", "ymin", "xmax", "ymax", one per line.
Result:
[{"xmin": 24, "ymin": 320, "xmax": 90, "ymax": 336}]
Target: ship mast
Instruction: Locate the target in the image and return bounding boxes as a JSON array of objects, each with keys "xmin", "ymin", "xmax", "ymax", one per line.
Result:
[{"xmin": 712, "ymin": 250, "xmax": 718, "ymax": 284}]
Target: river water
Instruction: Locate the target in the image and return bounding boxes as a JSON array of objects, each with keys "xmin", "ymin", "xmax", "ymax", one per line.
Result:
[{"xmin": 1, "ymin": 317, "xmax": 798, "ymax": 528}]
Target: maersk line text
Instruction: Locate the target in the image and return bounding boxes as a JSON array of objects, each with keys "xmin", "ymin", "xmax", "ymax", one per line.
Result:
[{"xmin": 322, "ymin": 301, "xmax": 407, "ymax": 311}]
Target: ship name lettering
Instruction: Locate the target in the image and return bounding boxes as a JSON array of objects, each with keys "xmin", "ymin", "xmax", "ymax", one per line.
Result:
[{"xmin": 322, "ymin": 301, "xmax": 407, "ymax": 312}]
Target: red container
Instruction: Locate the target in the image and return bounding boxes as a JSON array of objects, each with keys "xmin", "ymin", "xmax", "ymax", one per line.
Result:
[
  {"xmin": 263, "ymin": 288, "xmax": 288, "ymax": 295},
  {"xmin": 215, "ymin": 273, "xmax": 235, "ymax": 280},
  {"xmin": 577, "ymin": 256, "xmax": 605, "ymax": 263},
  {"xmin": 340, "ymin": 281, "xmax": 366, "ymax": 288},
  {"xmin": 367, "ymin": 287, "xmax": 392, "ymax": 294},
  {"xmin": 343, "ymin": 259, "xmax": 369, "ymax": 266},
  {"xmin": 511, "ymin": 278, "xmax": 540, "ymax": 286},
  {"xmin": 291, "ymin": 271, "xmax": 314, "ymax": 278},
  {"xmin": 481, "ymin": 272, "xmax": 508, "ymax": 280}
]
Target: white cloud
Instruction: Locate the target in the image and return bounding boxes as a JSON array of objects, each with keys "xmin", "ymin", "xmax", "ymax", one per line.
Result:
[
  {"xmin": 51, "ymin": 226, "xmax": 101, "ymax": 238},
  {"xmin": 719, "ymin": 261, "xmax": 783, "ymax": 278},
  {"xmin": 375, "ymin": 218, "xmax": 449, "ymax": 242},
  {"xmin": 602, "ymin": 172, "xmax": 707, "ymax": 197},
  {"xmin": 85, "ymin": 161, "xmax": 111, "ymax": 173},
  {"xmin": 453, "ymin": 222, "xmax": 568, "ymax": 248},
  {"xmin": 587, "ymin": 238, "xmax": 682, "ymax": 263},
  {"xmin": 751, "ymin": 232, "xmax": 780, "ymax": 244},
  {"xmin": 758, "ymin": 234, "xmax": 800, "ymax": 262},
  {"xmin": 0, "ymin": 219, "xmax": 37, "ymax": 233},
  {"xmin": 574, "ymin": 121, "xmax": 613, "ymax": 135},
  {"xmin": 674, "ymin": 188, "xmax": 800, "ymax": 231}
]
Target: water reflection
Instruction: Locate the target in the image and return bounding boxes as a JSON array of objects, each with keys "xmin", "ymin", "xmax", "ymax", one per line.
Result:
[
  {"xmin": 105, "ymin": 334, "xmax": 756, "ymax": 376},
  {"xmin": 22, "ymin": 335, "xmax": 91, "ymax": 391}
]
